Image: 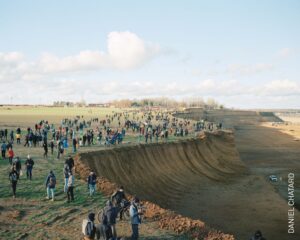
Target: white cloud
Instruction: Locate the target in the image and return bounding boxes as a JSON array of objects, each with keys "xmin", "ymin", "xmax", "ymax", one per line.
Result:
[
  {"xmin": 261, "ymin": 79, "xmax": 300, "ymax": 96},
  {"xmin": 0, "ymin": 31, "xmax": 161, "ymax": 82}
]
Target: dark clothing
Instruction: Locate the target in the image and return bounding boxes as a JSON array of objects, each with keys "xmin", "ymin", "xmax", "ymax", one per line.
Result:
[
  {"xmin": 45, "ymin": 173, "xmax": 56, "ymax": 188},
  {"xmin": 66, "ymin": 157, "xmax": 74, "ymax": 171},
  {"xmin": 112, "ymin": 190, "xmax": 126, "ymax": 205},
  {"xmin": 25, "ymin": 158, "xmax": 34, "ymax": 180},
  {"xmin": 87, "ymin": 174, "xmax": 97, "ymax": 185},
  {"xmin": 131, "ymin": 224, "xmax": 139, "ymax": 240},
  {"xmin": 9, "ymin": 170, "xmax": 19, "ymax": 197},
  {"xmin": 102, "ymin": 205, "xmax": 118, "ymax": 226},
  {"xmin": 67, "ymin": 186, "xmax": 74, "ymax": 201},
  {"xmin": 43, "ymin": 142, "xmax": 48, "ymax": 158}
]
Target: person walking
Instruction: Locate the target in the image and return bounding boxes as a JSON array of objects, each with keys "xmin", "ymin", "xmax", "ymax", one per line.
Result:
[
  {"xmin": 45, "ymin": 170, "xmax": 56, "ymax": 201},
  {"xmin": 25, "ymin": 155, "xmax": 34, "ymax": 180},
  {"xmin": 9, "ymin": 166, "xmax": 19, "ymax": 198}
]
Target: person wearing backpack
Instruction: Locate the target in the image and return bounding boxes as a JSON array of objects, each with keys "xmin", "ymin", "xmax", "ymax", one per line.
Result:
[
  {"xmin": 87, "ymin": 171, "xmax": 97, "ymax": 196},
  {"xmin": 102, "ymin": 200, "xmax": 118, "ymax": 240},
  {"xmin": 130, "ymin": 197, "xmax": 142, "ymax": 240},
  {"xmin": 82, "ymin": 213, "xmax": 97, "ymax": 240},
  {"xmin": 9, "ymin": 165, "xmax": 19, "ymax": 198},
  {"xmin": 25, "ymin": 155, "xmax": 34, "ymax": 180},
  {"xmin": 45, "ymin": 170, "xmax": 56, "ymax": 201}
]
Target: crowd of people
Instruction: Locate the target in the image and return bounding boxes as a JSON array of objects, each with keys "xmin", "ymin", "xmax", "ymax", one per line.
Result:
[{"xmin": 0, "ymin": 109, "xmax": 226, "ymax": 239}]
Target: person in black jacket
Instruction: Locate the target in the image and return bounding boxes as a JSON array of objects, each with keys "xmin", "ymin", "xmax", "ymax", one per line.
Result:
[
  {"xmin": 25, "ymin": 155, "xmax": 34, "ymax": 180},
  {"xmin": 111, "ymin": 186, "xmax": 127, "ymax": 220},
  {"xmin": 9, "ymin": 166, "xmax": 19, "ymax": 198}
]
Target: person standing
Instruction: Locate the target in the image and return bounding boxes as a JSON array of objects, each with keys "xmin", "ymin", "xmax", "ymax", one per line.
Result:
[
  {"xmin": 130, "ymin": 197, "xmax": 142, "ymax": 240},
  {"xmin": 8, "ymin": 147, "xmax": 14, "ymax": 165},
  {"xmin": 9, "ymin": 166, "xmax": 19, "ymax": 198},
  {"xmin": 1, "ymin": 141, "xmax": 6, "ymax": 160},
  {"xmin": 72, "ymin": 138, "xmax": 77, "ymax": 153},
  {"xmin": 87, "ymin": 171, "xmax": 97, "ymax": 196},
  {"xmin": 50, "ymin": 140, "xmax": 54, "ymax": 155},
  {"xmin": 25, "ymin": 155, "xmax": 34, "ymax": 180},
  {"xmin": 12, "ymin": 157, "xmax": 22, "ymax": 176},
  {"xmin": 67, "ymin": 171, "xmax": 74, "ymax": 202},
  {"xmin": 82, "ymin": 213, "xmax": 96, "ymax": 240},
  {"xmin": 102, "ymin": 200, "xmax": 118, "ymax": 240},
  {"xmin": 63, "ymin": 160, "xmax": 71, "ymax": 193},
  {"xmin": 45, "ymin": 170, "xmax": 56, "ymax": 201},
  {"xmin": 43, "ymin": 141, "xmax": 48, "ymax": 158}
]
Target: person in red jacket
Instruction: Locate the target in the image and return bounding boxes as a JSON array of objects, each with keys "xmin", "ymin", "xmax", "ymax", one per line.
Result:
[{"xmin": 8, "ymin": 148, "xmax": 14, "ymax": 165}]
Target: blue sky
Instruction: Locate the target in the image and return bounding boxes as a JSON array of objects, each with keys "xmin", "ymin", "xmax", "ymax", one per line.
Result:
[{"xmin": 0, "ymin": 0, "xmax": 299, "ymax": 108}]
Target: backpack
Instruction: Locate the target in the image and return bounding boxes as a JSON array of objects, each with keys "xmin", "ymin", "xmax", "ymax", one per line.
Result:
[
  {"xmin": 49, "ymin": 175, "xmax": 56, "ymax": 187},
  {"xmin": 82, "ymin": 219, "xmax": 92, "ymax": 236}
]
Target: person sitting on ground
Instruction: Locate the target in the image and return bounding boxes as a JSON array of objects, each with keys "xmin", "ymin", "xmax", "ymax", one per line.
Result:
[
  {"xmin": 25, "ymin": 155, "xmax": 34, "ymax": 180},
  {"xmin": 82, "ymin": 213, "xmax": 97, "ymax": 240},
  {"xmin": 111, "ymin": 186, "xmax": 127, "ymax": 220},
  {"xmin": 102, "ymin": 200, "xmax": 118, "ymax": 240},
  {"xmin": 45, "ymin": 170, "xmax": 56, "ymax": 201},
  {"xmin": 87, "ymin": 171, "xmax": 97, "ymax": 196},
  {"xmin": 9, "ymin": 165, "xmax": 19, "ymax": 198},
  {"xmin": 250, "ymin": 230, "xmax": 266, "ymax": 240},
  {"xmin": 130, "ymin": 196, "xmax": 143, "ymax": 240}
]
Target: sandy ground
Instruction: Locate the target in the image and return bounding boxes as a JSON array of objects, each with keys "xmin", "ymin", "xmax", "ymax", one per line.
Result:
[{"xmin": 261, "ymin": 122, "xmax": 300, "ymax": 141}]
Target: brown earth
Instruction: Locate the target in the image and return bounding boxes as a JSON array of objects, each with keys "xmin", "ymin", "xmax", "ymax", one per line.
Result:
[
  {"xmin": 176, "ymin": 109, "xmax": 300, "ymax": 239},
  {"xmin": 77, "ymin": 109, "xmax": 300, "ymax": 240},
  {"xmin": 75, "ymin": 131, "xmax": 245, "ymax": 239}
]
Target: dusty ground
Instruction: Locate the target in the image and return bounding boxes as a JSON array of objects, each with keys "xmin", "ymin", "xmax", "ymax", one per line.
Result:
[
  {"xmin": 177, "ymin": 109, "xmax": 300, "ymax": 239},
  {"xmin": 261, "ymin": 122, "xmax": 300, "ymax": 141}
]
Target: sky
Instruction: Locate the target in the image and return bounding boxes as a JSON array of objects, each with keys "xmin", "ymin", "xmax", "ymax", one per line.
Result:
[{"xmin": 0, "ymin": 0, "xmax": 299, "ymax": 108}]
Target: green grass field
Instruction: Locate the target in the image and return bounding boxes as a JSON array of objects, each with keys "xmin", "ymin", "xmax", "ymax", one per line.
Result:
[{"xmin": 0, "ymin": 106, "xmax": 191, "ymax": 239}]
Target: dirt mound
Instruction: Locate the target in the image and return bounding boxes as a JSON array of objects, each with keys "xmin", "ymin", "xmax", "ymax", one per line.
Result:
[{"xmin": 75, "ymin": 131, "xmax": 245, "ymax": 239}]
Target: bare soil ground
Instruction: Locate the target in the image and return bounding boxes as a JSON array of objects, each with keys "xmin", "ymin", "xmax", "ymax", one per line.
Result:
[{"xmin": 178, "ymin": 109, "xmax": 300, "ymax": 239}]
